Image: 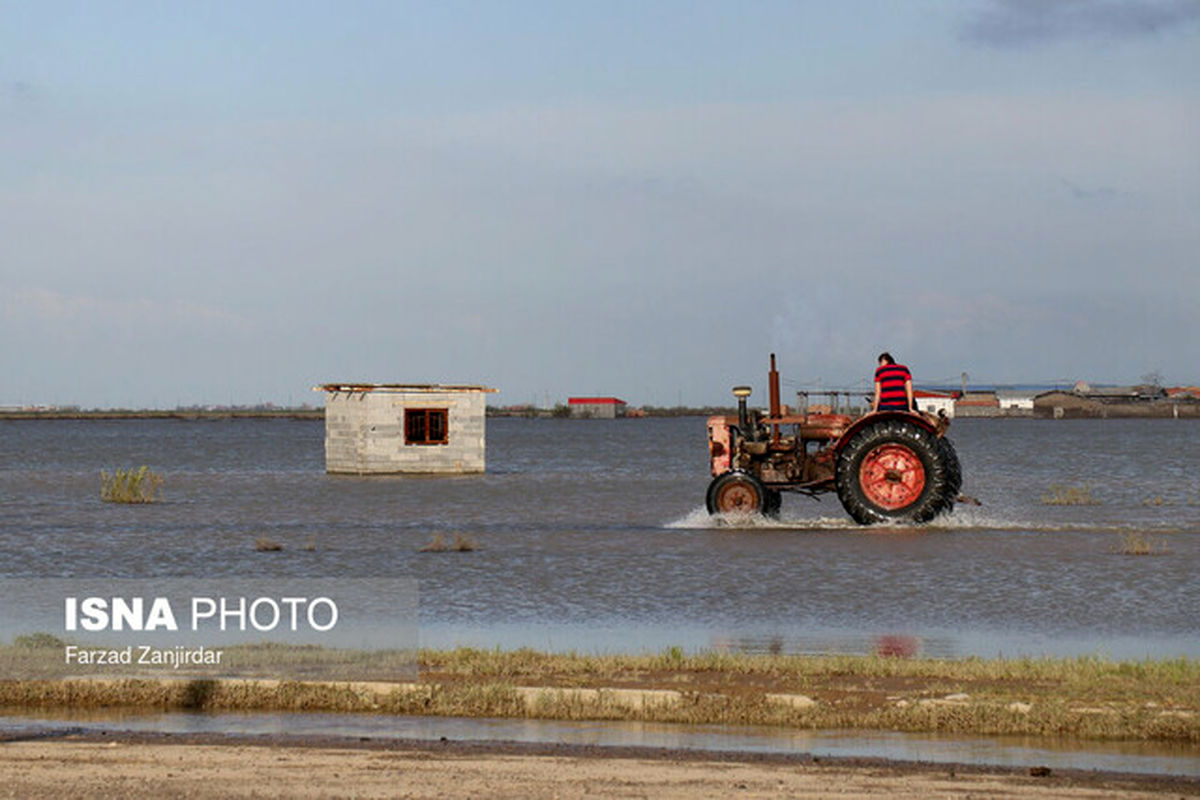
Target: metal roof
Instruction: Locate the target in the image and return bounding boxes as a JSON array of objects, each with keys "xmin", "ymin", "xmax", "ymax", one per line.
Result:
[{"xmin": 315, "ymin": 383, "xmax": 498, "ymax": 393}]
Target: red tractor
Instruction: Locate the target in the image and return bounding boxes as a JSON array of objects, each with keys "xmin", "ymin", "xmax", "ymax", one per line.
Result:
[{"xmin": 706, "ymin": 355, "xmax": 961, "ymax": 524}]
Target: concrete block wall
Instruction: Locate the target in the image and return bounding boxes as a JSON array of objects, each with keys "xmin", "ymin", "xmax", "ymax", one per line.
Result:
[
  {"xmin": 569, "ymin": 403, "xmax": 621, "ymax": 419},
  {"xmin": 324, "ymin": 389, "xmax": 487, "ymax": 474}
]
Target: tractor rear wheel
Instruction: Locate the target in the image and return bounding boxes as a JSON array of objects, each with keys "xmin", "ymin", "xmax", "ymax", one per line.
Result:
[
  {"xmin": 835, "ymin": 419, "xmax": 950, "ymax": 525},
  {"xmin": 936, "ymin": 437, "xmax": 962, "ymax": 513},
  {"xmin": 706, "ymin": 471, "xmax": 769, "ymax": 516}
]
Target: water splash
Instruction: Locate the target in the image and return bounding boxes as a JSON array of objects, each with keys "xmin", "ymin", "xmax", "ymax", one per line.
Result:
[
  {"xmin": 666, "ymin": 507, "xmax": 866, "ymax": 531},
  {"xmin": 666, "ymin": 505, "xmax": 1192, "ymax": 534}
]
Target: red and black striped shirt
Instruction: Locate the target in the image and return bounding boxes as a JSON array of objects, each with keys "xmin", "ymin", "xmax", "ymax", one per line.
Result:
[{"xmin": 875, "ymin": 363, "xmax": 912, "ymax": 410}]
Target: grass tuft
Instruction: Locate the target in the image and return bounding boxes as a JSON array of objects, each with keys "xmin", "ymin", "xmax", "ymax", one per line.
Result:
[
  {"xmin": 1113, "ymin": 531, "xmax": 1169, "ymax": 556},
  {"xmin": 254, "ymin": 536, "xmax": 283, "ymax": 552},
  {"xmin": 100, "ymin": 465, "xmax": 162, "ymax": 504},
  {"xmin": 419, "ymin": 534, "xmax": 477, "ymax": 553},
  {"xmin": 1040, "ymin": 483, "xmax": 1099, "ymax": 506}
]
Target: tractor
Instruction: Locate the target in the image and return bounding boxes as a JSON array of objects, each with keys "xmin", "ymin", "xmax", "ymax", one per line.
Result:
[{"xmin": 706, "ymin": 355, "xmax": 961, "ymax": 524}]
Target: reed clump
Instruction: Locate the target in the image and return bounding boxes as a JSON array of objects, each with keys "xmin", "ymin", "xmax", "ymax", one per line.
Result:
[
  {"xmin": 1113, "ymin": 531, "xmax": 1169, "ymax": 556},
  {"xmin": 1040, "ymin": 483, "xmax": 1099, "ymax": 506},
  {"xmin": 100, "ymin": 465, "xmax": 163, "ymax": 504},
  {"xmin": 255, "ymin": 536, "xmax": 283, "ymax": 552}
]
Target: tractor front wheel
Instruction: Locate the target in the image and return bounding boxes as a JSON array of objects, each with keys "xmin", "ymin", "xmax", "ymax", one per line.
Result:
[
  {"xmin": 706, "ymin": 471, "xmax": 770, "ymax": 516},
  {"xmin": 835, "ymin": 419, "xmax": 949, "ymax": 525}
]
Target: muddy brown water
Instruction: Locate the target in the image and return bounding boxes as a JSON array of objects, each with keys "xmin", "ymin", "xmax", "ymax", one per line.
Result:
[{"xmin": 0, "ymin": 417, "xmax": 1197, "ymax": 659}]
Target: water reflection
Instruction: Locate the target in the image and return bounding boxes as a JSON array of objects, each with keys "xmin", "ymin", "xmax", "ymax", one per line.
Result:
[{"xmin": 2, "ymin": 712, "xmax": 1196, "ymax": 777}]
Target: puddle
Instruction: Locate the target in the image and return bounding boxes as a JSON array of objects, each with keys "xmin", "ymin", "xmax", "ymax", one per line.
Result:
[{"xmin": 2, "ymin": 711, "xmax": 1197, "ymax": 777}]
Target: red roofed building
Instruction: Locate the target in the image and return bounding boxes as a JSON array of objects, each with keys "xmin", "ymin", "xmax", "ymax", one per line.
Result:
[
  {"xmin": 913, "ymin": 389, "xmax": 955, "ymax": 418},
  {"xmin": 568, "ymin": 397, "xmax": 627, "ymax": 419}
]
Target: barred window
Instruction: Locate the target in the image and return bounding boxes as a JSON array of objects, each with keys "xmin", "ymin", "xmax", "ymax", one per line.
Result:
[{"xmin": 405, "ymin": 409, "xmax": 448, "ymax": 445}]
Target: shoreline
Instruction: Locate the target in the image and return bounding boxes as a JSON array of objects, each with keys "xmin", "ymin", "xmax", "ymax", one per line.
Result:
[
  {"xmin": 2, "ymin": 649, "xmax": 1196, "ymax": 743},
  {"xmin": 0, "ymin": 730, "xmax": 1196, "ymax": 798}
]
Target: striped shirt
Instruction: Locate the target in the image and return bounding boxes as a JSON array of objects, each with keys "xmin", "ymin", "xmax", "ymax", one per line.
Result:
[{"xmin": 875, "ymin": 363, "xmax": 912, "ymax": 410}]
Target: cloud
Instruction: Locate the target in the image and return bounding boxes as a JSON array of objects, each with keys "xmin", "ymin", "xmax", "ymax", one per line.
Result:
[
  {"xmin": 1059, "ymin": 177, "xmax": 1122, "ymax": 200},
  {"xmin": 0, "ymin": 286, "xmax": 250, "ymax": 334},
  {"xmin": 2, "ymin": 92, "xmax": 1195, "ymax": 404},
  {"xmin": 962, "ymin": 0, "xmax": 1200, "ymax": 46},
  {"xmin": 1, "ymin": 80, "xmax": 37, "ymax": 108}
]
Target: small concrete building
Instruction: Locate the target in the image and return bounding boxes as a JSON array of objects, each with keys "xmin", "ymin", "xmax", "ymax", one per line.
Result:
[
  {"xmin": 568, "ymin": 397, "xmax": 627, "ymax": 419},
  {"xmin": 319, "ymin": 384, "xmax": 497, "ymax": 474},
  {"xmin": 995, "ymin": 390, "xmax": 1036, "ymax": 415}
]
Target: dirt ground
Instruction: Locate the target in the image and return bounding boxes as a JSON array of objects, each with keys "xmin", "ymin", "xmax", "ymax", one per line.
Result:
[{"xmin": 1, "ymin": 733, "xmax": 1196, "ymax": 799}]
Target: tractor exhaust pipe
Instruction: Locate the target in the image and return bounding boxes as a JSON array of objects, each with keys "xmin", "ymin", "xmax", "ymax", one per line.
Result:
[
  {"xmin": 732, "ymin": 385, "xmax": 752, "ymax": 437},
  {"xmin": 768, "ymin": 353, "xmax": 781, "ymax": 444},
  {"xmin": 768, "ymin": 353, "xmax": 781, "ymax": 418}
]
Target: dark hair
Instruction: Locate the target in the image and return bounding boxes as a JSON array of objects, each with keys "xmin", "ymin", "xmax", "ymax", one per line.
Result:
[{"xmin": 878, "ymin": 352, "xmax": 895, "ymax": 365}]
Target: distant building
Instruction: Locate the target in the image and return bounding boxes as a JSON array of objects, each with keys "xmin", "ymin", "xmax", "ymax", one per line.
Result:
[
  {"xmin": 955, "ymin": 391, "xmax": 1000, "ymax": 418},
  {"xmin": 1034, "ymin": 390, "xmax": 1100, "ymax": 419},
  {"xmin": 568, "ymin": 397, "xmax": 627, "ymax": 419},
  {"xmin": 913, "ymin": 389, "xmax": 955, "ymax": 418},
  {"xmin": 1084, "ymin": 385, "xmax": 1164, "ymax": 402},
  {"xmin": 995, "ymin": 390, "xmax": 1036, "ymax": 414},
  {"xmin": 318, "ymin": 384, "xmax": 497, "ymax": 474}
]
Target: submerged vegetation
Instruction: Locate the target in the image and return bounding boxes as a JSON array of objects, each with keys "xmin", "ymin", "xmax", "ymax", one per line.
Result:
[
  {"xmin": 0, "ymin": 647, "xmax": 1195, "ymax": 743},
  {"xmin": 1040, "ymin": 483, "xmax": 1099, "ymax": 506},
  {"xmin": 99, "ymin": 465, "xmax": 163, "ymax": 504},
  {"xmin": 254, "ymin": 536, "xmax": 283, "ymax": 552},
  {"xmin": 419, "ymin": 533, "xmax": 477, "ymax": 552},
  {"xmin": 1114, "ymin": 531, "xmax": 1170, "ymax": 556}
]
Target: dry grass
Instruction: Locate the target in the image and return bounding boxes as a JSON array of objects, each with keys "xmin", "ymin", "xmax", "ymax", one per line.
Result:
[
  {"xmin": 254, "ymin": 536, "xmax": 283, "ymax": 552},
  {"xmin": 418, "ymin": 647, "xmax": 1200, "ymax": 692},
  {"xmin": 1113, "ymin": 531, "xmax": 1169, "ymax": 556},
  {"xmin": 0, "ymin": 647, "xmax": 1195, "ymax": 742},
  {"xmin": 1040, "ymin": 483, "xmax": 1100, "ymax": 506},
  {"xmin": 99, "ymin": 466, "xmax": 163, "ymax": 504},
  {"xmin": 419, "ymin": 534, "xmax": 477, "ymax": 552}
]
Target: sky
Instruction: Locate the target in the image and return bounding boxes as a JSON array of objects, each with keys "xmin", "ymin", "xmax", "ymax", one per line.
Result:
[{"xmin": 2, "ymin": 0, "xmax": 1198, "ymax": 408}]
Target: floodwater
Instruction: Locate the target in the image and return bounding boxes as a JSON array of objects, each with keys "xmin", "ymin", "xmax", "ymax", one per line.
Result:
[
  {"xmin": 1, "ymin": 417, "xmax": 1198, "ymax": 659},
  {"xmin": 2, "ymin": 711, "xmax": 1197, "ymax": 777}
]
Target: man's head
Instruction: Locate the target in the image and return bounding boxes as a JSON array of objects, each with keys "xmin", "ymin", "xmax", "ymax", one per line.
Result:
[{"xmin": 878, "ymin": 352, "xmax": 895, "ymax": 366}]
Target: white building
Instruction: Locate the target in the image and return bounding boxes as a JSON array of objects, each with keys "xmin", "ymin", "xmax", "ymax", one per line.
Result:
[
  {"xmin": 995, "ymin": 390, "xmax": 1036, "ymax": 412},
  {"xmin": 318, "ymin": 384, "xmax": 497, "ymax": 474}
]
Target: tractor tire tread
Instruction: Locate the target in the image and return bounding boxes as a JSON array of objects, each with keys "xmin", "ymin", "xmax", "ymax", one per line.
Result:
[{"xmin": 835, "ymin": 418, "xmax": 949, "ymax": 525}]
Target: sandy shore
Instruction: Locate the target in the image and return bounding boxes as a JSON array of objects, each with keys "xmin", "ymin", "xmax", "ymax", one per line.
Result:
[{"xmin": 1, "ymin": 732, "xmax": 1195, "ymax": 799}]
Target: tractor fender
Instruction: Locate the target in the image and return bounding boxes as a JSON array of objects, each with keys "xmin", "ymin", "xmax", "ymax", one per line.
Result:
[{"xmin": 834, "ymin": 410, "xmax": 939, "ymax": 455}]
